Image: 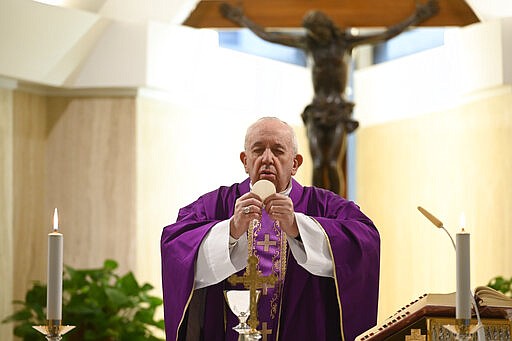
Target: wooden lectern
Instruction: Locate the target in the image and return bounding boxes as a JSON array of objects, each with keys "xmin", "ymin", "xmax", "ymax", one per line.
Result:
[{"xmin": 357, "ymin": 288, "xmax": 512, "ymax": 340}]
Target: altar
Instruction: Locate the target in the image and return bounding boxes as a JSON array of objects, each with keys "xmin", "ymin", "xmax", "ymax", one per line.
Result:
[{"xmin": 357, "ymin": 291, "xmax": 512, "ymax": 341}]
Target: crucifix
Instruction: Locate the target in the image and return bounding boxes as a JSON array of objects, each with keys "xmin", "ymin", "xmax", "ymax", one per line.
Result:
[
  {"xmin": 228, "ymin": 254, "xmax": 277, "ymax": 333},
  {"xmin": 220, "ymin": 1, "xmax": 439, "ymax": 196}
]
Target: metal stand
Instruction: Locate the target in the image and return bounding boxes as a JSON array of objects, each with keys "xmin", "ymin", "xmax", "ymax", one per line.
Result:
[
  {"xmin": 237, "ymin": 332, "xmax": 262, "ymax": 341},
  {"xmin": 33, "ymin": 320, "xmax": 75, "ymax": 340},
  {"xmin": 443, "ymin": 319, "xmax": 480, "ymax": 340}
]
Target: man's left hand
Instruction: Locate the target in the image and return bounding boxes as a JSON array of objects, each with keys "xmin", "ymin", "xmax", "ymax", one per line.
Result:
[{"xmin": 263, "ymin": 193, "xmax": 299, "ymax": 238}]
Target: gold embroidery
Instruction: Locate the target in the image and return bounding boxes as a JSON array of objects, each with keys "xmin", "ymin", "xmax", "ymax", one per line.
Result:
[
  {"xmin": 275, "ymin": 247, "xmax": 290, "ymax": 341},
  {"xmin": 405, "ymin": 329, "xmax": 426, "ymax": 341},
  {"xmin": 252, "ymin": 219, "xmax": 288, "ymax": 321},
  {"xmin": 269, "ymin": 221, "xmax": 286, "ymax": 319},
  {"xmin": 257, "ymin": 233, "xmax": 277, "ymax": 251},
  {"xmin": 262, "ymin": 282, "xmax": 275, "ymax": 295},
  {"xmin": 260, "ymin": 321, "xmax": 273, "ymax": 341},
  {"xmin": 248, "ymin": 219, "xmax": 258, "ymax": 256}
]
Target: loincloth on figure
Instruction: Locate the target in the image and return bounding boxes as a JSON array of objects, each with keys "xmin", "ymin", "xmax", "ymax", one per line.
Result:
[{"xmin": 301, "ymin": 100, "xmax": 358, "ymax": 133}]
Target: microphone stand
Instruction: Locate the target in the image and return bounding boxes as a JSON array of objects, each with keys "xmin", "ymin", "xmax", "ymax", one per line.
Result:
[{"xmin": 418, "ymin": 207, "xmax": 485, "ymax": 341}]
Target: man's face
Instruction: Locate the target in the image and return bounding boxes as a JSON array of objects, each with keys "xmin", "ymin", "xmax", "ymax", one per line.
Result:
[{"xmin": 240, "ymin": 120, "xmax": 303, "ymax": 193}]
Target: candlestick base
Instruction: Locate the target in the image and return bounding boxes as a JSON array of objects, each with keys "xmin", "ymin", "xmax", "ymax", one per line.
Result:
[
  {"xmin": 236, "ymin": 329, "xmax": 262, "ymax": 341},
  {"xmin": 33, "ymin": 320, "xmax": 75, "ymax": 340},
  {"xmin": 443, "ymin": 318, "xmax": 480, "ymax": 340}
]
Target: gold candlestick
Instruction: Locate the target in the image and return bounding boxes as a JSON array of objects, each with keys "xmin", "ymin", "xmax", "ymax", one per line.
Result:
[
  {"xmin": 443, "ymin": 318, "xmax": 480, "ymax": 340},
  {"xmin": 33, "ymin": 319, "xmax": 75, "ymax": 340}
]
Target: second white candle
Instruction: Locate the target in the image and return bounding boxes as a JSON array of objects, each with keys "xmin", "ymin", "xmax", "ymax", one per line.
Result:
[{"xmin": 456, "ymin": 229, "xmax": 471, "ymax": 319}]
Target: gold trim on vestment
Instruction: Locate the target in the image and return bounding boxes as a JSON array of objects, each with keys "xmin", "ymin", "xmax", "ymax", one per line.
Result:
[
  {"xmin": 176, "ymin": 284, "xmax": 196, "ymax": 341},
  {"xmin": 310, "ymin": 217, "xmax": 345, "ymax": 341},
  {"xmin": 248, "ymin": 219, "xmax": 256, "ymax": 256},
  {"xmin": 275, "ymin": 247, "xmax": 291, "ymax": 341}
]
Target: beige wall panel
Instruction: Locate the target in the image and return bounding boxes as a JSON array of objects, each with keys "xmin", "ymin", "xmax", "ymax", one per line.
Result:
[
  {"xmin": 0, "ymin": 89, "xmax": 13, "ymax": 341},
  {"xmin": 12, "ymin": 91, "xmax": 47, "ymax": 302},
  {"xmin": 355, "ymin": 88, "xmax": 512, "ymax": 322},
  {"xmin": 294, "ymin": 124, "xmax": 312, "ymax": 187},
  {"xmin": 135, "ymin": 97, "xmax": 183, "ymax": 300},
  {"xmin": 45, "ymin": 97, "xmax": 137, "ymax": 275}
]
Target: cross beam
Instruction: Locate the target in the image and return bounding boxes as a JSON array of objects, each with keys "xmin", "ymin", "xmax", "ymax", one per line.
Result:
[
  {"xmin": 228, "ymin": 255, "xmax": 277, "ymax": 332},
  {"xmin": 183, "ymin": 0, "xmax": 478, "ymax": 28}
]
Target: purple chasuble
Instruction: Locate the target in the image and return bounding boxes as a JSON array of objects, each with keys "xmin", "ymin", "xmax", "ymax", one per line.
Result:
[{"xmin": 161, "ymin": 178, "xmax": 380, "ymax": 341}]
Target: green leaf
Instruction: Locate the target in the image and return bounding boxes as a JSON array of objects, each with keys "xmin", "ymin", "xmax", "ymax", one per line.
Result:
[
  {"xmin": 14, "ymin": 324, "xmax": 40, "ymax": 339},
  {"xmin": 104, "ymin": 259, "xmax": 118, "ymax": 271},
  {"xmin": 2, "ymin": 309, "xmax": 33, "ymax": 322},
  {"xmin": 119, "ymin": 272, "xmax": 140, "ymax": 295},
  {"xmin": 105, "ymin": 287, "xmax": 130, "ymax": 307},
  {"xmin": 145, "ymin": 296, "xmax": 163, "ymax": 307},
  {"xmin": 141, "ymin": 283, "xmax": 154, "ymax": 292},
  {"xmin": 488, "ymin": 275, "xmax": 512, "ymax": 297}
]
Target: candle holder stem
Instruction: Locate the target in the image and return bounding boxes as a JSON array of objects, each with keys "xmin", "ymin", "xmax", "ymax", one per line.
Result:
[
  {"xmin": 33, "ymin": 320, "xmax": 75, "ymax": 340},
  {"xmin": 443, "ymin": 318, "xmax": 480, "ymax": 340}
]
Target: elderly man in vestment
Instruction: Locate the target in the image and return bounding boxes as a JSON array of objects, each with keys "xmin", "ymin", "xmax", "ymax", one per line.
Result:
[{"xmin": 161, "ymin": 117, "xmax": 380, "ymax": 341}]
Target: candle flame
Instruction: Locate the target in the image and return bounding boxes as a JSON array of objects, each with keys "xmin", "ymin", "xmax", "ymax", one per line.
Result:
[
  {"xmin": 459, "ymin": 212, "xmax": 466, "ymax": 232},
  {"xmin": 53, "ymin": 208, "xmax": 59, "ymax": 232}
]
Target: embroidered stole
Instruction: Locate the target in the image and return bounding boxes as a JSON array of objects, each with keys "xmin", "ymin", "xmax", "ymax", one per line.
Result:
[{"xmin": 226, "ymin": 211, "xmax": 287, "ymax": 341}]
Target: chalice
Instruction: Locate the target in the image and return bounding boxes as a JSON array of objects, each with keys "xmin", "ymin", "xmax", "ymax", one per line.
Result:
[{"xmin": 224, "ymin": 290, "xmax": 261, "ymax": 339}]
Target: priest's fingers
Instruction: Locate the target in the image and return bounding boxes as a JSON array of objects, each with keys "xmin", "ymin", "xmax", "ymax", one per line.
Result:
[
  {"xmin": 263, "ymin": 193, "xmax": 294, "ymax": 214},
  {"xmin": 236, "ymin": 192, "xmax": 263, "ymax": 207},
  {"xmin": 264, "ymin": 194, "xmax": 297, "ymax": 236},
  {"xmin": 233, "ymin": 192, "xmax": 263, "ymax": 216},
  {"xmin": 234, "ymin": 192, "xmax": 263, "ymax": 218},
  {"xmin": 268, "ymin": 206, "xmax": 298, "ymax": 238},
  {"xmin": 231, "ymin": 193, "xmax": 262, "ymax": 238},
  {"xmin": 230, "ymin": 211, "xmax": 260, "ymax": 239}
]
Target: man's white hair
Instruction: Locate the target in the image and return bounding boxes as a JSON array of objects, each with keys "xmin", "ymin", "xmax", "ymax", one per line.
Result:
[{"xmin": 244, "ymin": 117, "xmax": 298, "ymax": 155}]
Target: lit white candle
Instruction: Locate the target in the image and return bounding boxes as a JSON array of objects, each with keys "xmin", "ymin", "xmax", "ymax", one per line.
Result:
[
  {"xmin": 47, "ymin": 208, "xmax": 63, "ymax": 320},
  {"xmin": 456, "ymin": 213, "xmax": 471, "ymax": 319}
]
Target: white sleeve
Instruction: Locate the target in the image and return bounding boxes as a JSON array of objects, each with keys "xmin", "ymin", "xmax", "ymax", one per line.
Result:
[
  {"xmin": 287, "ymin": 212, "xmax": 334, "ymax": 278},
  {"xmin": 194, "ymin": 220, "xmax": 248, "ymax": 289}
]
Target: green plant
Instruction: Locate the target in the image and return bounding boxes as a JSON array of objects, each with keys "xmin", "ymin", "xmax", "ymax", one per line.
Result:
[
  {"xmin": 2, "ymin": 259, "xmax": 165, "ymax": 341},
  {"xmin": 487, "ymin": 275, "xmax": 512, "ymax": 298}
]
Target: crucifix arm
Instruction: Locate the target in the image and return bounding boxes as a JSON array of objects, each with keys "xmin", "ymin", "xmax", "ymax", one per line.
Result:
[
  {"xmin": 348, "ymin": 0, "xmax": 439, "ymax": 47},
  {"xmin": 220, "ymin": 3, "xmax": 306, "ymax": 49}
]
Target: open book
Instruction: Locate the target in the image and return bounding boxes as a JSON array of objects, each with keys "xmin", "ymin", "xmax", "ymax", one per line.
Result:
[
  {"xmin": 474, "ymin": 285, "xmax": 512, "ymax": 308},
  {"xmin": 356, "ymin": 287, "xmax": 512, "ymax": 341}
]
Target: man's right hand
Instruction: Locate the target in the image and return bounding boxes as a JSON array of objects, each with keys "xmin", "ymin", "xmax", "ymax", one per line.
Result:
[{"xmin": 230, "ymin": 192, "xmax": 262, "ymax": 239}]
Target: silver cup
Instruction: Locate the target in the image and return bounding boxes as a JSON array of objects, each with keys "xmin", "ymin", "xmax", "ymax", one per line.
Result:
[{"xmin": 224, "ymin": 290, "xmax": 262, "ymax": 340}]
